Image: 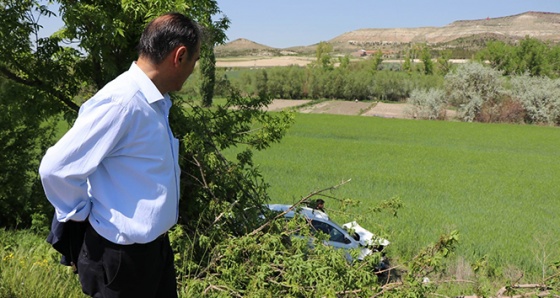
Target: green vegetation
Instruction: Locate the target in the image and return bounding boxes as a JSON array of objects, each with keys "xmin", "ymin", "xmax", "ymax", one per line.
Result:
[
  {"xmin": 182, "ymin": 65, "xmax": 444, "ymax": 101},
  {"xmin": 3, "ymin": 114, "xmax": 559, "ymax": 297},
  {"xmin": 476, "ymin": 38, "xmax": 560, "ymax": 78},
  {"xmin": 3, "ymin": 1, "xmax": 560, "ymax": 296},
  {"xmin": 244, "ymin": 113, "xmax": 560, "ymax": 282},
  {"xmin": 0, "ymin": 230, "xmax": 82, "ymax": 297}
]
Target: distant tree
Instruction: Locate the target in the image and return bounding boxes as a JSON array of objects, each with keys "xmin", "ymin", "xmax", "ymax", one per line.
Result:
[
  {"xmin": 476, "ymin": 41, "xmax": 516, "ymax": 75},
  {"xmin": 517, "ymin": 37, "xmax": 550, "ymax": 77},
  {"xmin": 255, "ymin": 69, "xmax": 268, "ymax": 100},
  {"xmin": 402, "ymin": 52, "xmax": 413, "ymax": 72},
  {"xmin": 477, "ymin": 37, "xmax": 558, "ymax": 78},
  {"xmin": 200, "ymin": 43, "xmax": 216, "ymax": 107},
  {"xmin": 315, "ymin": 41, "xmax": 333, "ymax": 70},
  {"xmin": 370, "ymin": 50, "xmax": 384, "ymax": 73},
  {"xmin": 420, "ymin": 46, "xmax": 434, "ymax": 75},
  {"xmin": 436, "ymin": 49, "xmax": 453, "ymax": 75},
  {"xmin": 338, "ymin": 54, "xmax": 350, "ymax": 69},
  {"xmin": 198, "ymin": 5, "xmax": 230, "ymax": 107}
]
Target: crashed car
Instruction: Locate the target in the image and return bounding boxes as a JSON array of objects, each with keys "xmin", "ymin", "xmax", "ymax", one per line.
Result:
[{"xmin": 266, "ymin": 204, "xmax": 389, "ymax": 263}]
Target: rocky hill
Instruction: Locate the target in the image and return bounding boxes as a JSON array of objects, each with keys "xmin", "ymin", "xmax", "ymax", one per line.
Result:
[
  {"xmin": 216, "ymin": 11, "xmax": 560, "ymax": 57},
  {"xmin": 331, "ymin": 11, "xmax": 560, "ymax": 47}
]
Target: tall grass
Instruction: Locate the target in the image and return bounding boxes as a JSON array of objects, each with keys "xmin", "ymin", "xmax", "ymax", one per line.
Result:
[
  {"xmin": 246, "ymin": 113, "xmax": 560, "ymax": 281},
  {"xmin": 0, "ymin": 230, "xmax": 82, "ymax": 298}
]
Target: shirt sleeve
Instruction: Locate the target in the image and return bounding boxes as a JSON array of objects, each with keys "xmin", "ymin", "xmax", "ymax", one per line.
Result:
[{"xmin": 39, "ymin": 98, "xmax": 130, "ymax": 222}]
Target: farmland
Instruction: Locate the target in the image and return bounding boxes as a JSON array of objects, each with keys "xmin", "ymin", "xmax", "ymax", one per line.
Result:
[{"xmin": 241, "ymin": 112, "xmax": 560, "ymax": 282}]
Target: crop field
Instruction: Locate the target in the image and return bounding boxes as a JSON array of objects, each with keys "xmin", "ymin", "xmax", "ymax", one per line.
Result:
[{"xmin": 245, "ymin": 113, "xmax": 560, "ymax": 281}]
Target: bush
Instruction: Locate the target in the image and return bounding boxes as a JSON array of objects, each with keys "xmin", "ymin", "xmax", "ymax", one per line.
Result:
[
  {"xmin": 180, "ymin": 219, "xmax": 384, "ymax": 297},
  {"xmin": 406, "ymin": 88, "xmax": 448, "ymax": 120},
  {"xmin": 445, "ymin": 62, "xmax": 505, "ymax": 122},
  {"xmin": 476, "ymin": 96, "xmax": 526, "ymax": 124},
  {"xmin": 510, "ymin": 75, "xmax": 560, "ymax": 125}
]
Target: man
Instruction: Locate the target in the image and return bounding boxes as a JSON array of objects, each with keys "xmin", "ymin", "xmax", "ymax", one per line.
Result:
[
  {"xmin": 315, "ymin": 199, "xmax": 325, "ymax": 212},
  {"xmin": 39, "ymin": 12, "xmax": 201, "ymax": 297},
  {"xmin": 307, "ymin": 199, "xmax": 325, "ymax": 212}
]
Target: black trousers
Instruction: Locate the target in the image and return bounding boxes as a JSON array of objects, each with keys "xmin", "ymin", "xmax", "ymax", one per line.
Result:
[{"xmin": 77, "ymin": 223, "xmax": 178, "ymax": 298}]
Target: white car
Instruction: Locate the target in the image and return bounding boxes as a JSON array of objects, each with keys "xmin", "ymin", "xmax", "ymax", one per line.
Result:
[{"xmin": 266, "ymin": 204, "xmax": 390, "ymax": 262}]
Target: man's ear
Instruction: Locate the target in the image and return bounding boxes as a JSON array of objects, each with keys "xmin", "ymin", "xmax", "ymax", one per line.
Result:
[{"xmin": 174, "ymin": 46, "xmax": 188, "ymax": 65}]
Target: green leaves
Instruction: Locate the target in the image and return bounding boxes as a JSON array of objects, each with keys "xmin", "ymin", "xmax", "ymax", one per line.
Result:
[
  {"xmin": 477, "ymin": 37, "xmax": 560, "ymax": 78},
  {"xmin": 408, "ymin": 230, "xmax": 460, "ymax": 281},
  {"xmin": 182, "ymin": 218, "xmax": 383, "ymax": 297}
]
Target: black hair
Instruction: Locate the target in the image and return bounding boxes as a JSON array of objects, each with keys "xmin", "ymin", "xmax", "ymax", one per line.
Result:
[{"xmin": 137, "ymin": 12, "xmax": 201, "ymax": 64}]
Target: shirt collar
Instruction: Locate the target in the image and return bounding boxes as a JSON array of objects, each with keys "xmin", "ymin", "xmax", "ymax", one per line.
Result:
[{"xmin": 129, "ymin": 62, "xmax": 166, "ymax": 104}]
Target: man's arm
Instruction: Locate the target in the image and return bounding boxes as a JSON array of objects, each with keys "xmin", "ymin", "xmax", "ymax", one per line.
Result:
[{"xmin": 39, "ymin": 99, "xmax": 130, "ymax": 222}]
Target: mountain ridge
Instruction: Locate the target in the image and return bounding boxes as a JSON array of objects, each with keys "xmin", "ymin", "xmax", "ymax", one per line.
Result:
[{"xmin": 215, "ymin": 11, "xmax": 560, "ymax": 56}]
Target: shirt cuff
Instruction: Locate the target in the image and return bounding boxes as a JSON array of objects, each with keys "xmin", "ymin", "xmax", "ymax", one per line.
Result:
[{"xmin": 56, "ymin": 200, "xmax": 91, "ymax": 222}]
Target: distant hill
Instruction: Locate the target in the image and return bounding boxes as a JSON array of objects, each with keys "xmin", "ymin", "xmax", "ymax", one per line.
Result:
[
  {"xmin": 216, "ymin": 11, "xmax": 560, "ymax": 57},
  {"xmin": 214, "ymin": 38, "xmax": 279, "ymax": 57}
]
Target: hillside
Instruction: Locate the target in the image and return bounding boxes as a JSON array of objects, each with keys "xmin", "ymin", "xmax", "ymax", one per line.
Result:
[
  {"xmin": 216, "ymin": 11, "xmax": 560, "ymax": 57},
  {"xmin": 214, "ymin": 38, "xmax": 282, "ymax": 56}
]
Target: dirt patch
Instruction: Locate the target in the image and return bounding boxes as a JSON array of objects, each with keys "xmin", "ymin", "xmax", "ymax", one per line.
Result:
[
  {"xmin": 266, "ymin": 100, "xmax": 456, "ymax": 120},
  {"xmin": 216, "ymin": 57, "xmax": 314, "ymax": 68},
  {"xmin": 299, "ymin": 101, "xmax": 374, "ymax": 115},
  {"xmin": 264, "ymin": 99, "xmax": 312, "ymax": 111},
  {"xmin": 362, "ymin": 102, "xmax": 414, "ymax": 118},
  {"xmin": 267, "ymin": 99, "xmax": 411, "ymax": 118}
]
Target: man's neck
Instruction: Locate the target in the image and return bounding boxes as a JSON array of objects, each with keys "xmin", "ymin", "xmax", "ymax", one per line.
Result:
[{"xmin": 135, "ymin": 58, "xmax": 169, "ymax": 95}]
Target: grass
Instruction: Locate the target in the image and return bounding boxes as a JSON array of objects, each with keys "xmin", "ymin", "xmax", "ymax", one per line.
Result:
[
  {"xmin": 243, "ymin": 113, "xmax": 560, "ymax": 282},
  {"xmin": 0, "ymin": 230, "xmax": 82, "ymax": 298}
]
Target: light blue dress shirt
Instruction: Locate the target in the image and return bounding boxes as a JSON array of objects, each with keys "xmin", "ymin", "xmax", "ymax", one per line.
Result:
[{"xmin": 39, "ymin": 62, "xmax": 180, "ymax": 244}]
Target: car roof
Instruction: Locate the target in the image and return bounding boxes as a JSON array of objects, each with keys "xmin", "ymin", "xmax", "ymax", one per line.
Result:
[{"xmin": 267, "ymin": 204, "xmax": 330, "ymax": 221}]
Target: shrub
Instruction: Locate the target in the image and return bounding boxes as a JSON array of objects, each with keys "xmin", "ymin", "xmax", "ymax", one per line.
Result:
[
  {"xmin": 510, "ymin": 75, "xmax": 560, "ymax": 125},
  {"xmin": 406, "ymin": 88, "xmax": 448, "ymax": 120},
  {"xmin": 445, "ymin": 62, "xmax": 505, "ymax": 122},
  {"xmin": 476, "ymin": 96, "xmax": 526, "ymax": 124}
]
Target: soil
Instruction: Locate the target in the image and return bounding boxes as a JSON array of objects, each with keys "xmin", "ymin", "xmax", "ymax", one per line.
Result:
[
  {"xmin": 266, "ymin": 100, "xmax": 416, "ymax": 119},
  {"xmin": 216, "ymin": 57, "xmax": 314, "ymax": 68}
]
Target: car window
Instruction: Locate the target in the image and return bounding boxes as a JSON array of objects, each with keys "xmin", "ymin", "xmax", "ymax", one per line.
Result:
[{"xmin": 311, "ymin": 220, "xmax": 346, "ymax": 243}]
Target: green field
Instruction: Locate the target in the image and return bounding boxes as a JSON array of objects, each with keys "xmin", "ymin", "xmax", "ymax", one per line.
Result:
[{"xmin": 245, "ymin": 113, "xmax": 560, "ymax": 281}]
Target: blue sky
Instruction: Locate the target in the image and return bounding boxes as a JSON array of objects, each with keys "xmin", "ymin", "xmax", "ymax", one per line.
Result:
[
  {"xmin": 216, "ymin": 0, "xmax": 560, "ymax": 48},
  {"xmin": 39, "ymin": 1, "xmax": 560, "ymax": 49}
]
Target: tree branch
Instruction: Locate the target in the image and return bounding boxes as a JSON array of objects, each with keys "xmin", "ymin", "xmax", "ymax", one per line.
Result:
[
  {"xmin": 248, "ymin": 179, "xmax": 351, "ymax": 237},
  {"xmin": 0, "ymin": 65, "xmax": 42, "ymax": 87},
  {"xmin": 0, "ymin": 65, "xmax": 80, "ymax": 113}
]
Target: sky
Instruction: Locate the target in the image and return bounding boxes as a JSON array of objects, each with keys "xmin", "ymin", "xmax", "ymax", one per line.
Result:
[
  {"xmin": 38, "ymin": 0, "xmax": 560, "ymax": 49},
  {"xmin": 215, "ymin": 0, "xmax": 560, "ymax": 48}
]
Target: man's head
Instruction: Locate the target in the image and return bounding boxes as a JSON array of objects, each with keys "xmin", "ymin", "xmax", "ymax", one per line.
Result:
[
  {"xmin": 138, "ymin": 12, "xmax": 201, "ymax": 65},
  {"xmin": 137, "ymin": 13, "xmax": 202, "ymax": 93}
]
